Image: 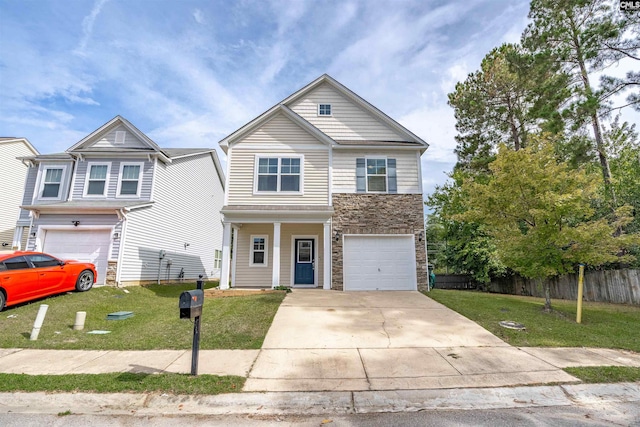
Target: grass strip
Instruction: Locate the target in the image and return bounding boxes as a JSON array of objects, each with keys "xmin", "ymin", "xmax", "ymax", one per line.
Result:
[
  {"xmin": 564, "ymin": 367, "xmax": 640, "ymax": 383},
  {"xmin": 0, "ymin": 373, "xmax": 244, "ymax": 395},
  {"xmin": 425, "ymin": 289, "xmax": 640, "ymax": 352},
  {"xmin": 0, "ymin": 282, "xmax": 286, "ymax": 350}
]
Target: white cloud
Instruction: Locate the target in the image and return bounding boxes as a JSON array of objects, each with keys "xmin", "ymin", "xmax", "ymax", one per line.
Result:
[
  {"xmin": 74, "ymin": 0, "xmax": 110, "ymax": 56},
  {"xmin": 193, "ymin": 9, "xmax": 205, "ymax": 24}
]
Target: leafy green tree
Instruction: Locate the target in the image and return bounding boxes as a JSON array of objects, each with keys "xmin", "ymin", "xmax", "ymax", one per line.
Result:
[
  {"xmin": 427, "ymin": 172, "xmax": 505, "ymax": 283},
  {"xmin": 604, "ymin": 117, "xmax": 640, "ymax": 236},
  {"xmin": 458, "ymin": 134, "xmax": 638, "ymax": 311},
  {"xmin": 448, "ymin": 44, "xmax": 540, "ymax": 172},
  {"xmin": 523, "ymin": 0, "xmax": 640, "ymax": 206}
]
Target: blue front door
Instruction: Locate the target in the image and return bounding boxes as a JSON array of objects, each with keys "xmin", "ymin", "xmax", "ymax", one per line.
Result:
[{"xmin": 294, "ymin": 239, "xmax": 314, "ymax": 285}]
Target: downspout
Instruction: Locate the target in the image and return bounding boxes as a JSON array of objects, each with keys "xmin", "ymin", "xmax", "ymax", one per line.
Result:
[{"xmin": 115, "ymin": 208, "xmax": 128, "ymax": 286}]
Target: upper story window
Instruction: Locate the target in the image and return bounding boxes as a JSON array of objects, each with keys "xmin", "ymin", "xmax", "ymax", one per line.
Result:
[
  {"xmin": 318, "ymin": 104, "xmax": 332, "ymax": 116},
  {"xmin": 367, "ymin": 158, "xmax": 387, "ymax": 192},
  {"xmin": 117, "ymin": 162, "xmax": 142, "ymax": 197},
  {"xmin": 356, "ymin": 157, "xmax": 397, "ymax": 194},
  {"xmin": 39, "ymin": 165, "xmax": 67, "ymax": 199},
  {"xmin": 84, "ymin": 163, "xmax": 110, "ymax": 196},
  {"xmin": 250, "ymin": 235, "xmax": 268, "ymax": 267},
  {"xmin": 255, "ymin": 156, "xmax": 303, "ymax": 193}
]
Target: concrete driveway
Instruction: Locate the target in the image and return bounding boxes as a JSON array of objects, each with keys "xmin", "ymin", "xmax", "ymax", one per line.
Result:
[{"xmin": 244, "ymin": 290, "xmax": 577, "ymax": 392}]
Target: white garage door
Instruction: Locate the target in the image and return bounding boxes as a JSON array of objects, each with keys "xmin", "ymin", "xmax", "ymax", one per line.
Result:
[
  {"xmin": 42, "ymin": 229, "xmax": 111, "ymax": 285},
  {"xmin": 343, "ymin": 235, "xmax": 417, "ymax": 291}
]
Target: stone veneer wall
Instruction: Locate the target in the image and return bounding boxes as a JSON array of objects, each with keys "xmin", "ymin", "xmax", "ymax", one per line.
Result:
[
  {"xmin": 105, "ymin": 260, "xmax": 118, "ymax": 286},
  {"xmin": 331, "ymin": 193, "xmax": 428, "ymax": 291}
]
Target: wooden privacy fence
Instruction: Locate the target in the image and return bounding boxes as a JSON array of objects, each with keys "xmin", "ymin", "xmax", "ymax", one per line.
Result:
[
  {"xmin": 433, "ymin": 274, "xmax": 478, "ymax": 290},
  {"xmin": 489, "ymin": 269, "xmax": 640, "ymax": 305}
]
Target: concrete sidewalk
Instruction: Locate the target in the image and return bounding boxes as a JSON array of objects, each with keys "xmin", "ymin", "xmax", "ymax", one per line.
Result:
[{"xmin": 1, "ymin": 346, "xmax": 639, "ymax": 377}]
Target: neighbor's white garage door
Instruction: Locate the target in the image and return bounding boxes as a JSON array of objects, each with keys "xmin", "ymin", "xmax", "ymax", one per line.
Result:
[
  {"xmin": 42, "ymin": 229, "xmax": 111, "ymax": 285},
  {"xmin": 343, "ymin": 235, "xmax": 417, "ymax": 291}
]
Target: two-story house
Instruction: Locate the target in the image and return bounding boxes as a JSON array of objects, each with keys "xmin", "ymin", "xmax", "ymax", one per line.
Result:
[
  {"xmin": 0, "ymin": 137, "xmax": 39, "ymax": 252},
  {"xmin": 17, "ymin": 116, "xmax": 225, "ymax": 286},
  {"xmin": 219, "ymin": 75, "xmax": 428, "ymax": 291}
]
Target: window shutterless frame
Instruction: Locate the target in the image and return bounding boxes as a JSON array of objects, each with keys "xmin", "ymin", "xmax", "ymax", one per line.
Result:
[
  {"xmin": 39, "ymin": 165, "xmax": 67, "ymax": 200},
  {"xmin": 116, "ymin": 162, "xmax": 143, "ymax": 197},
  {"xmin": 253, "ymin": 155, "xmax": 304, "ymax": 194},
  {"xmin": 249, "ymin": 235, "xmax": 268, "ymax": 267},
  {"xmin": 83, "ymin": 162, "xmax": 111, "ymax": 197},
  {"xmin": 318, "ymin": 103, "xmax": 332, "ymax": 116}
]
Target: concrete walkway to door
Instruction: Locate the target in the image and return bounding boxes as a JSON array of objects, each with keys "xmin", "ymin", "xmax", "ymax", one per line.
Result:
[{"xmin": 244, "ymin": 290, "xmax": 578, "ymax": 392}]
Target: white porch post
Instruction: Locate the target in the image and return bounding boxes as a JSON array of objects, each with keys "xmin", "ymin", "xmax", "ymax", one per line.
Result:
[
  {"xmin": 323, "ymin": 221, "xmax": 331, "ymax": 290},
  {"xmin": 231, "ymin": 226, "xmax": 238, "ymax": 288},
  {"xmin": 12, "ymin": 227, "xmax": 24, "ymax": 250},
  {"xmin": 272, "ymin": 222, "xmax": 281, "ymax": 288},
  {"xmin": 220, "ymin": 222, "xmax": 232, "ymax": 290}
]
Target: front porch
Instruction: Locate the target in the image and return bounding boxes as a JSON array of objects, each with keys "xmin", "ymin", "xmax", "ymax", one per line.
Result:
[{"xmin": 219, "ymin": 206, "xmax": 333, "ymax": 290}]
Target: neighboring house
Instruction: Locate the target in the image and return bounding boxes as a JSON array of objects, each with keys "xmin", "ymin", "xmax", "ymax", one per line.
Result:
[
  {"xmin": 0, "ymin": 138, "xmax": 39, "ymax": 252},
  {"xmin": 17, "ymin": 116, "xmax": 225, "ymax": 286},
  {"xmin": 219, "ymin": 74, "xmax": 428, "ymax": 291}
]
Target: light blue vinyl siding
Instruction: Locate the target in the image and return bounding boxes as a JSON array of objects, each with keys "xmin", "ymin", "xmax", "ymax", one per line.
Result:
[
  {"xmin": 71, "ymin": 158, "xmax": 154, "ymax": 200},
  {"xmin": 18, "ymin": 166, "xmax": 38, "ymax": 222}
]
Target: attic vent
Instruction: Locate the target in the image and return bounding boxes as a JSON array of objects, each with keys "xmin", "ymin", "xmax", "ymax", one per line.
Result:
[{"xmin": 115, "ymin": 131, "xmax": 126, "ymax": 145}]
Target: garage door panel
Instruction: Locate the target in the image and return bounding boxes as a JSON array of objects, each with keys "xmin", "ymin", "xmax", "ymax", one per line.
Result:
[
  {"xmin": 43, "ymin": 230, "xmax": 111, "ymax": 285},
  {"xmin": 343, "ymin": 235, "xmax": 417, "ymax": 291}
]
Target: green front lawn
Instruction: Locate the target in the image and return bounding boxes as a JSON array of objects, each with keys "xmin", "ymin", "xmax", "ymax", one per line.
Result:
[
  {"xmin": 0, "ymin": 282, "xmax": 285, "ymax": 350},
  {"xmin": 425, "ymin": 289, "xmax": 640, "ymax": 352},
  {"xmin": 0, "ymin": 372, "xmax": 244, "ymax": 395}
]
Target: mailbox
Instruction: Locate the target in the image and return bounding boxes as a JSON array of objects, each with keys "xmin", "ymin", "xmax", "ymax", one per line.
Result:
[{"xmin": 179, "ymin": 289, "xmax": 204, "ymax": 319}]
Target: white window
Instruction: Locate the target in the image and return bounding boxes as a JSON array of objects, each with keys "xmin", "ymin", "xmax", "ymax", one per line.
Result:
[
  {"xmin": 250, "ymin": 235, "xmax": 268, "ymax": 267},
  {"xmin": 39, "ymin": 166, "xmax": 66, "ymax": 199},
  {"xmin": 367, "ymin": 158, "xmax": 387, "ymax": 192},
  {"xmin": 255, "ymin": 156, "xmax": 303, "ymax": 193},
  {"xmin": 318, "ymin": 103, "xmax": 332, "ymax": 116},
  {"xmin": 214, "ymin": 250, "xmax": 222, "ymax": 269},
  {"xmin": 117, "ymin": 162, "xmax": 143, "ymax": 197},
  {"xmin": 84, "ymin": 163, "xmax": 110, "ymax": 196}
]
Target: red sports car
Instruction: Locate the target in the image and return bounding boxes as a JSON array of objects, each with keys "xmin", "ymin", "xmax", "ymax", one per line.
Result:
[{"xmin": 0, "ymin": 251, "xmax": 97, "ymax": 310}]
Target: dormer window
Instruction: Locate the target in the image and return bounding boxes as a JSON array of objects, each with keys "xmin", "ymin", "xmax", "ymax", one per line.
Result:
[{"xmin": 318, "ymin": 104, "xmax": 332, "ymax": 116}]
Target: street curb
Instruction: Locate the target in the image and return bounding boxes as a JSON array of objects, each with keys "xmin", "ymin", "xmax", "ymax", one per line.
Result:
[{"xmin": 1, "ymin": 383, "xmax": 638, "ymax": 416}]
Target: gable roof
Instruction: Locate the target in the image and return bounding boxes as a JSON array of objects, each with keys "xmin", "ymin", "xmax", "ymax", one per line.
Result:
[
  {"xmin": 219, "ymin": 74, "xmax": 428, "ymax": 152},
  {"xmin": 219, "ymin": 103, "xmax": 335, "ymax": 152},
  {"xmin": 0, "ymin": 137, "xmax": 39, "ymax": 156},
  {"xmin": 66, "ymin": 115, "xmax": 163, "ymax": 153}
]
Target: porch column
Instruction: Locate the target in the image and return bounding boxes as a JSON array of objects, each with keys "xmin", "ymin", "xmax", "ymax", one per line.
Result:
[
  {"xmin": 231, "ymin": 226, "xmax": 238, "ymax": 288},
  {"xmin": 12, "ymin": 226, "xmax": 24, "ymax": 250},
  {"xmin": 272, "ymin": 222, "xmax": 281, "ymax": 288},
  {"xmin": 220, "ymin": 222, "xmax": 232, "ymax": 290},
  {"xmin": 323, "ymin": 221, "xmax": 331, "ymax": 290}
]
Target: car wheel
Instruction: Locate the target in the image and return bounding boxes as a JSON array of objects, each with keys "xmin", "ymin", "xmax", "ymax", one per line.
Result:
[
  {"xmin": 0, "ymin": 291, "xmax": 5, "ymax": 311},
  {"xmin": 75, "ymin": 270, "xmax": 94, "ymax": 292}
]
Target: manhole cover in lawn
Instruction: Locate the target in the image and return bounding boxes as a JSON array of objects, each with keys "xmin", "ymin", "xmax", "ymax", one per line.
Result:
[{"xmin": 499, "ymin": 320, "xmax": 526, "ymax": 330}]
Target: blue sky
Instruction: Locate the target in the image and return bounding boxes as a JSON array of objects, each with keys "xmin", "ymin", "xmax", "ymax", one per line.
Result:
[{"xmin": 2, "ymin": 0, "xmax": 636, "ymax": 200}]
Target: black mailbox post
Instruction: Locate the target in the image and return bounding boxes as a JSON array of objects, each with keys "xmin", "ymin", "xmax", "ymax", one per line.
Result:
[
  {"xmin": 179, "ymin": 287, "xmax": 204, "ymax": 375},
  {"xmin": 179, "ymin": 289, "xmax": 203, "ymax": 319}
]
